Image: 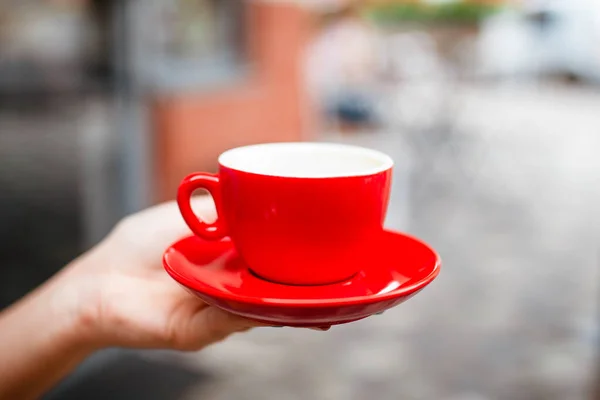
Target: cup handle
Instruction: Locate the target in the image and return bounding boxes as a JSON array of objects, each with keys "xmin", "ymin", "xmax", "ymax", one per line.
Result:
[{"xmin": 177, "ymin": 172, "xmax": 227, "ymax": 240}]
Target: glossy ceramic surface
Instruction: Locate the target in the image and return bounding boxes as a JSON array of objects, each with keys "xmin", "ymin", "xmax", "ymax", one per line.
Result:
[
  {"xmin": 163, "ymin": 229, "xmax": 441, "ymax": 327},
  {"xmin": 177, "ymin": 142, "xmax": 393, "ymax": 285}
]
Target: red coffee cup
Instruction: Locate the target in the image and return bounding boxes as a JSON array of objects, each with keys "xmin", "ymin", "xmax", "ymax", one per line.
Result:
[{"xmin": 177, "ymin": 142, "xmax": 393, "ymax": 286}]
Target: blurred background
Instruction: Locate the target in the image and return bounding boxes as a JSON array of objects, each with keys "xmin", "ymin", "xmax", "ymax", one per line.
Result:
[{"xmin": 1, "ymin": 0, "xmax": 599, "ymax": 399}]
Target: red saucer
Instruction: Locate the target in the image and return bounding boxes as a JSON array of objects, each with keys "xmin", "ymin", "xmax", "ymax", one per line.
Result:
[{"xmin": 163, "ymin": 230, "xmax": 440, "ymax": 327}]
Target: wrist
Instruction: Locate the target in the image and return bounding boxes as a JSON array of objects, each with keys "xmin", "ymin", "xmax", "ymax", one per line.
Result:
[
  {"xmin": 0, "ymin": 263, "xmax": 102, "ymax": 400},
  {"xmin": 43, "ymin": 265, "xmax": 105, "ymax": 354}
]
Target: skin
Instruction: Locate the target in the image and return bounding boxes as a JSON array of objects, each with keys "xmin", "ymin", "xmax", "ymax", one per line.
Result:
[{"xmin": 0, "ymin": 197, "xmax": 325, "ymax": 400}]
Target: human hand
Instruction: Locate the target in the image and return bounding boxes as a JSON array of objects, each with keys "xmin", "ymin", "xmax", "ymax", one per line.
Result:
[
  {"xmin": 57, "ymin": 197, "xmax": 269, "ymax": 351},
  {"xmin": 0, "ymin": 198, "xmax": 330, "ymax": 400}
]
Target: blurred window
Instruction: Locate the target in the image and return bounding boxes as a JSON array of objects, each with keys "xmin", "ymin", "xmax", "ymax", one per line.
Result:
[{"xmin": 132, "ymin": 0, "xmax": 247, "ymax": 91}]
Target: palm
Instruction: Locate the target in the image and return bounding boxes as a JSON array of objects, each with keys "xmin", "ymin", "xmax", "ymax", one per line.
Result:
[{"xmin": 86, "ymin": 198, "xmax": 256, "ymax": 350}]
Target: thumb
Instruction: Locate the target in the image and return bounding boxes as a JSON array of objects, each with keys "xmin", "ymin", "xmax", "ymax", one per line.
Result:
[{"xmin": 181, "ymin": 306, "xmax": 264, "ymax": 350}]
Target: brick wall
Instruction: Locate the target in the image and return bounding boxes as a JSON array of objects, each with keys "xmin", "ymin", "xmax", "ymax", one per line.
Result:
[{"xmin": 152, "ymin": 1, "xmax": 314, "ymax": 202}]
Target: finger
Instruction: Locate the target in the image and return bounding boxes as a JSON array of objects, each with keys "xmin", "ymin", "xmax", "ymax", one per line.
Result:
[
  {"xmin": 113, "ymin": 196, "xmax": 216, "ymax": 262},
  {"xmin": 269, "ymin": 326, "xmax": 330, "ymax": 331},
  {"xmin": 132, "ymin": 196, "xmax": 216, "ymax": 230},
  {"xmin": 180, "ymin": 307, "xmax": 266, "ymax": 350},
  {"xmin": 309, "ymin": 326, "xmax": 331, "ymax": 331}
]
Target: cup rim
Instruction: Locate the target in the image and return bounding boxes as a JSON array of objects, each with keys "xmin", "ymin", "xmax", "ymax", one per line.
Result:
[{"xmin": 218, "ymin": 142, "xmax": 394, "ymax": 179}]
